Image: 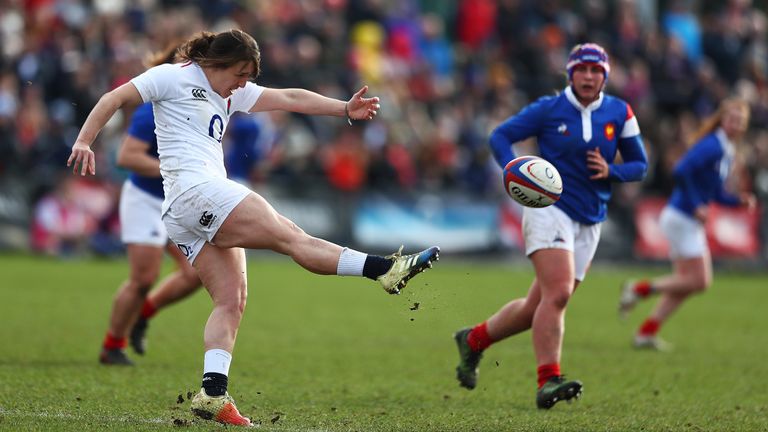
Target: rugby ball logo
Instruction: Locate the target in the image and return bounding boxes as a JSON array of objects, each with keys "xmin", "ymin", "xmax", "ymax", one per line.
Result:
[{"xmin": 503, "ymin": 156, "xmax": 563, "ymax": 208}]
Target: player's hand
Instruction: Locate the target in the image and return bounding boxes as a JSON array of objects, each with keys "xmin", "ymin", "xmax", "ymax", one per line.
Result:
[
  {"xmin": 587, "ymin": 147, "xmax": 609, "ymax": 180},
  {"xmin": 694, "ymin": 205, "xmax": 709, "ymax": 223},
  {"xmin": 67, "ymin": 142, "xmax": 96, "ymax": 176},
  {"xmin": 346, "ymin": 86, "xmax": 380, "ymax": 121},
  {"xmin": 739, "ymin": 192, "xmax": 757, "ymax": 210}
]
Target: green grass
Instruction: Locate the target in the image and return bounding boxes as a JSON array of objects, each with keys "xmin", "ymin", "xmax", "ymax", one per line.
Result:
[{"xmin": 0, "ymin": 253, "xmax": 767, "ymax": 431}]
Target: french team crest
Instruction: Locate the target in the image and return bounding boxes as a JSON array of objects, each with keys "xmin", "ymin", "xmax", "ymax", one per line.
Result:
[{"xmin": 604, "ymin": 123, "xmax": 615, "ymax": 141}]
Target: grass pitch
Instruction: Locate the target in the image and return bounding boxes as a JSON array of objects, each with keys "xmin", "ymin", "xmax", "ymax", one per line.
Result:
[{"xmin": 0, "ymin": 253, "xmax": 766, "ymax": 431}]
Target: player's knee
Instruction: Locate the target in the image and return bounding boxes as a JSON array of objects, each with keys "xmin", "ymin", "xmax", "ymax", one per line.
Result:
[
  {"xmin": 685, "ymin": 272, "xmax": 711, "ymax": 293},
  {"xmin": 130, "ymin": 275, "xmax": 157, "ymax": 295},
  {"xmin": 231, "ymin": 283, "xmax": 248, "ymax": 315},
  {"xmin": 218, "ymin": 296, "xmax": 246, "ymax": 319},
  {"xmin": 276, "ymin": 222, "xmax": 308, "ymax": 253},
  {"xmin": 180, "ymin": 267, "xmax": 201, "ymax": 286},
  {"xmin": 237, "ymin": 288, "xmax": 247, "ymax": 314},
  {"xmin": 542, "ymin": 288, "xmax": 572, "ymax": 310},
  {"xmin": 695, "ymin": 274, "xmax": 712, "ymax": 293}
]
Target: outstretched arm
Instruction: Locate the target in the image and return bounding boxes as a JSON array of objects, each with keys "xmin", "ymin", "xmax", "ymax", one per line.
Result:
[
  {"xmin": 67, "ymin": 82, "xmax": 144, "ymax": 176},
  {"xmin": 249, "ymin": 86, "xmax": 380, "ymax": 122}
]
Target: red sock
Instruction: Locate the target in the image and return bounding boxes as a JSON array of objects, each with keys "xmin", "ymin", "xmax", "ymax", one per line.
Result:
[
  {"xmin": 467, "ymin": 321, "xmax": 493, "ymax": 352},
  {"xmin": 634, "ymin": 280, "xmax": 653, "ymax": 297},
  {"xmin": 141, "ymin": 299, "xmax": 157, "ymax": 319},
  {"xmin": 537, "ymin": 363, "xmax": 561, "ymax": 388},
  {"xmin": 638, "ymin": 318, "xmax": 660, "ymax": 336},
  {"xmin": 103, "ymin": 333, "xmax": 127, "ymax": 350}
]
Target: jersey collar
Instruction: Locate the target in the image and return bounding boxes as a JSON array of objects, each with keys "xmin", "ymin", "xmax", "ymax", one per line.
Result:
[
  {"xmin": 715, "ymin": 127, "xmax": 735, "ymax": 156},
  {"xmin": 564, "ymin": 86, "xmax": 604, "ymax": 113}
]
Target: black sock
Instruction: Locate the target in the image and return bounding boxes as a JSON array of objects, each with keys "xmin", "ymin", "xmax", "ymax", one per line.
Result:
[
  {"xmin": 362, "ymin": 255, "xmax": 394, "ymax": 280},
  {"xmin": 202, "ymin": 372, "xmax": 228, "ymax": 396}
]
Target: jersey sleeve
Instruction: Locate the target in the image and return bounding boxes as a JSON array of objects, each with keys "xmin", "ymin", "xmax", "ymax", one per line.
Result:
[
  {"xmin": 608, "ymin": 103, "xmax": 647, "ymax": 182},
  {"xmin": 673, "ymin": 138, "xmax": 720, "ymax": 209},
  {"xmin": 488, "ymin": 97, "xmax": 549, "ymax": 169},
  {"xmin": 229, "ymin": 82, "xmax": 265, "ymax": 113},
  {"xmin": 126, "ymin": 103, "xmax": 155, "ymax": 143},
  {"xmin": 130, "ymin": 64, "xmax": 178, "ymax": 103},
  {"xmin": 714, "ymin": 188, "xmax": 741, "ymax": 207}
]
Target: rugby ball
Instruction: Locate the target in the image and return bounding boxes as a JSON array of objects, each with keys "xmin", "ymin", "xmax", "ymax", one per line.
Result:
[{"xmin": 503, "ymin": 156, "xmax": 563, "ymax": 208}]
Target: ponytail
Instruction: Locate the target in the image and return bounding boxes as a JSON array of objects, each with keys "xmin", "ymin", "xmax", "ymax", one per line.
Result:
[{"xmin": 178, "ymin": 31, "xmax": 217, "ymax": 63}]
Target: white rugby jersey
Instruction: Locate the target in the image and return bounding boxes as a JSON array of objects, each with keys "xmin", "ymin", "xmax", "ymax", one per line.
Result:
[{"xmin": 130, "ymin": 62, "xmax": 264, "ymax": 214}]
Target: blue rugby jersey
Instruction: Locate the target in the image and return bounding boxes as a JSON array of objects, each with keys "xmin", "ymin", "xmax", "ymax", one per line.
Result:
[
  {"xmin": 126, "ymin": 102, "xmax": 164, "ymax": 199},
  {"xmin": 489, "ymin": 86, "xmax": 647, "ymax": 224},
  {"xmin": 668, "ymin": 129, "xmax": 740, "ymax": 217}
]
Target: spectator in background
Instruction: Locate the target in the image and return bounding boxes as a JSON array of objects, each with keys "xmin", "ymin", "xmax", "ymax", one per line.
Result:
[
  {"xmin": 0, "ymin": 71, "xmax": 19, "ymax": 174},
  {"xmin": 662, "ymin": 0, "xmax": 703, "ymax": 64},
  {"xmin": 453, "ymin": 43, "xmax": 647, "ymax": 409},
  {"xmin": 323, "ymin": 126, "xmax": 369, "ymax": 193},
  {"xmin": 30, "ymin": 175, "xmax": 94, "ymax": 256},
  {"xmin": 620, "ymin": 97, "xmax": 756, "ymax": 350}
]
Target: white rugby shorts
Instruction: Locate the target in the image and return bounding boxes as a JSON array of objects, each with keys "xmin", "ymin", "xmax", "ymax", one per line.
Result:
[
  {"xmin": 162, "ymin": 177, "xmax": 251, "ymax": 264},
  {"xmin": 522, "ymin": 205, "xmax": 601, "ymax": 281},
  {"xmin": 120, "ymin": 180, "xmax": 167, "ymax": 247},
  {"xmin": 659, "ymin": 205, "xmax": 707, "ymax": 259}
]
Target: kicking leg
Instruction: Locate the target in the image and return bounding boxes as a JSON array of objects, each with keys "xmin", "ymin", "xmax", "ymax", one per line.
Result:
[{"xmin": 213, "ymin": 193, "xmax": 438, "ymax": 293}]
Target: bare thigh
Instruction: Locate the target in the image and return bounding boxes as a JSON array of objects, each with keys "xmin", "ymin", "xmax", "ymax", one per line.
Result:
[
  {"xmin": 668, "ymin": 252, "xmax": 712, "ymax": 292},
  {"xmin": 126, "ymin": 244, "xmax": 165, "ymax": 287},
  {"xmin": 530, "ymin": 248, "xmax": 576, "ymax": 304},
  {"xmin": 165, "ymin": 241, "xmax": 198, "ymax": 279},
  {"xmin": 213, "ymin": 193, "xmax": 306, "ymax": 253}
]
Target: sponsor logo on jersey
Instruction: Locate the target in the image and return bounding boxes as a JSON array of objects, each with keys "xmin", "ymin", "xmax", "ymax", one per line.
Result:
[
  {"xmin": 199, "ymin": 211, "xmax": 217, "ymax": 227},
  {"xmin": 558, "ymin": 123, "xmax": 569, "ymax": 135},
  {"xmin": 192, "ymin": 88, "xmax": 207, "ymax": 100},
  {"xmin": 604, "ymin": 122, "xmax": 615, "ymax": 141}
]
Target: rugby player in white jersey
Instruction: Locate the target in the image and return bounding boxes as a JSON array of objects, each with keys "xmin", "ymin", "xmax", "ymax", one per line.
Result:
[{"xmin": 68, "ymin": 29, "xmax": 440, "ymax": 426}]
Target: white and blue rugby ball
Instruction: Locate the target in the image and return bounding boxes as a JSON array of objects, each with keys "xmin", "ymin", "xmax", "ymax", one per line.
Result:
[{"xmin": 503, "ymin": 156, "xmax": 563, "ymax": 208}]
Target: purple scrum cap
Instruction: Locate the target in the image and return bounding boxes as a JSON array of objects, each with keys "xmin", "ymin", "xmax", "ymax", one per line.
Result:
[{"xmin": 566, "ymin": 43, "xmax": 610, "ymax": 80}]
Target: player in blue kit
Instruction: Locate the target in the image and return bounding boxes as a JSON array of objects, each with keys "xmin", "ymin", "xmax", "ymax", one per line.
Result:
[
  {"xmin": 100, "ymin": 45, "xmax": 203, "ymax": 366},
  {"xmin": 619, "ymin": 98, "xmax": 755, "ymax": 350},
  {"xmin": 453, "ymin": 43, "xmax": 648, "ymax": 408}
]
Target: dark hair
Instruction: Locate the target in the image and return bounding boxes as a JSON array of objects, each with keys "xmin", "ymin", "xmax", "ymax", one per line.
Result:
[
  {"xmin": 143, "ymin": 40, "xmax": 183, "ymax": 68},
  {"xmin": 178, "ymin": 29, "xmax": 261, "ymax": 78}
]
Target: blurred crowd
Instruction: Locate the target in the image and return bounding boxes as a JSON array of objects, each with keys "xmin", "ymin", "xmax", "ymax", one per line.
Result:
[{"xmin": 1, "ymin": 0, "xmax": 767, "ymax": 255}]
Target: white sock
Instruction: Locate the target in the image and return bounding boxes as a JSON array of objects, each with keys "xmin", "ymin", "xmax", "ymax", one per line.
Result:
[
  {"xmin": 203, "ymin": 349, "xmax": 232, "ymax": 376},
  {"xmin": 336, "ymin": 247, "xmax": 367, "ymax": 276}
]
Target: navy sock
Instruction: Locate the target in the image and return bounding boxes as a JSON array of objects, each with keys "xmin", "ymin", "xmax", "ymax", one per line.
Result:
[
  {"xmin": 362, "ymin": 255, "xmax": 393, "ymax": 280},
  {"xmin": 202, "ymin": 372, "xmax": 228, "ymax": 396}
]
